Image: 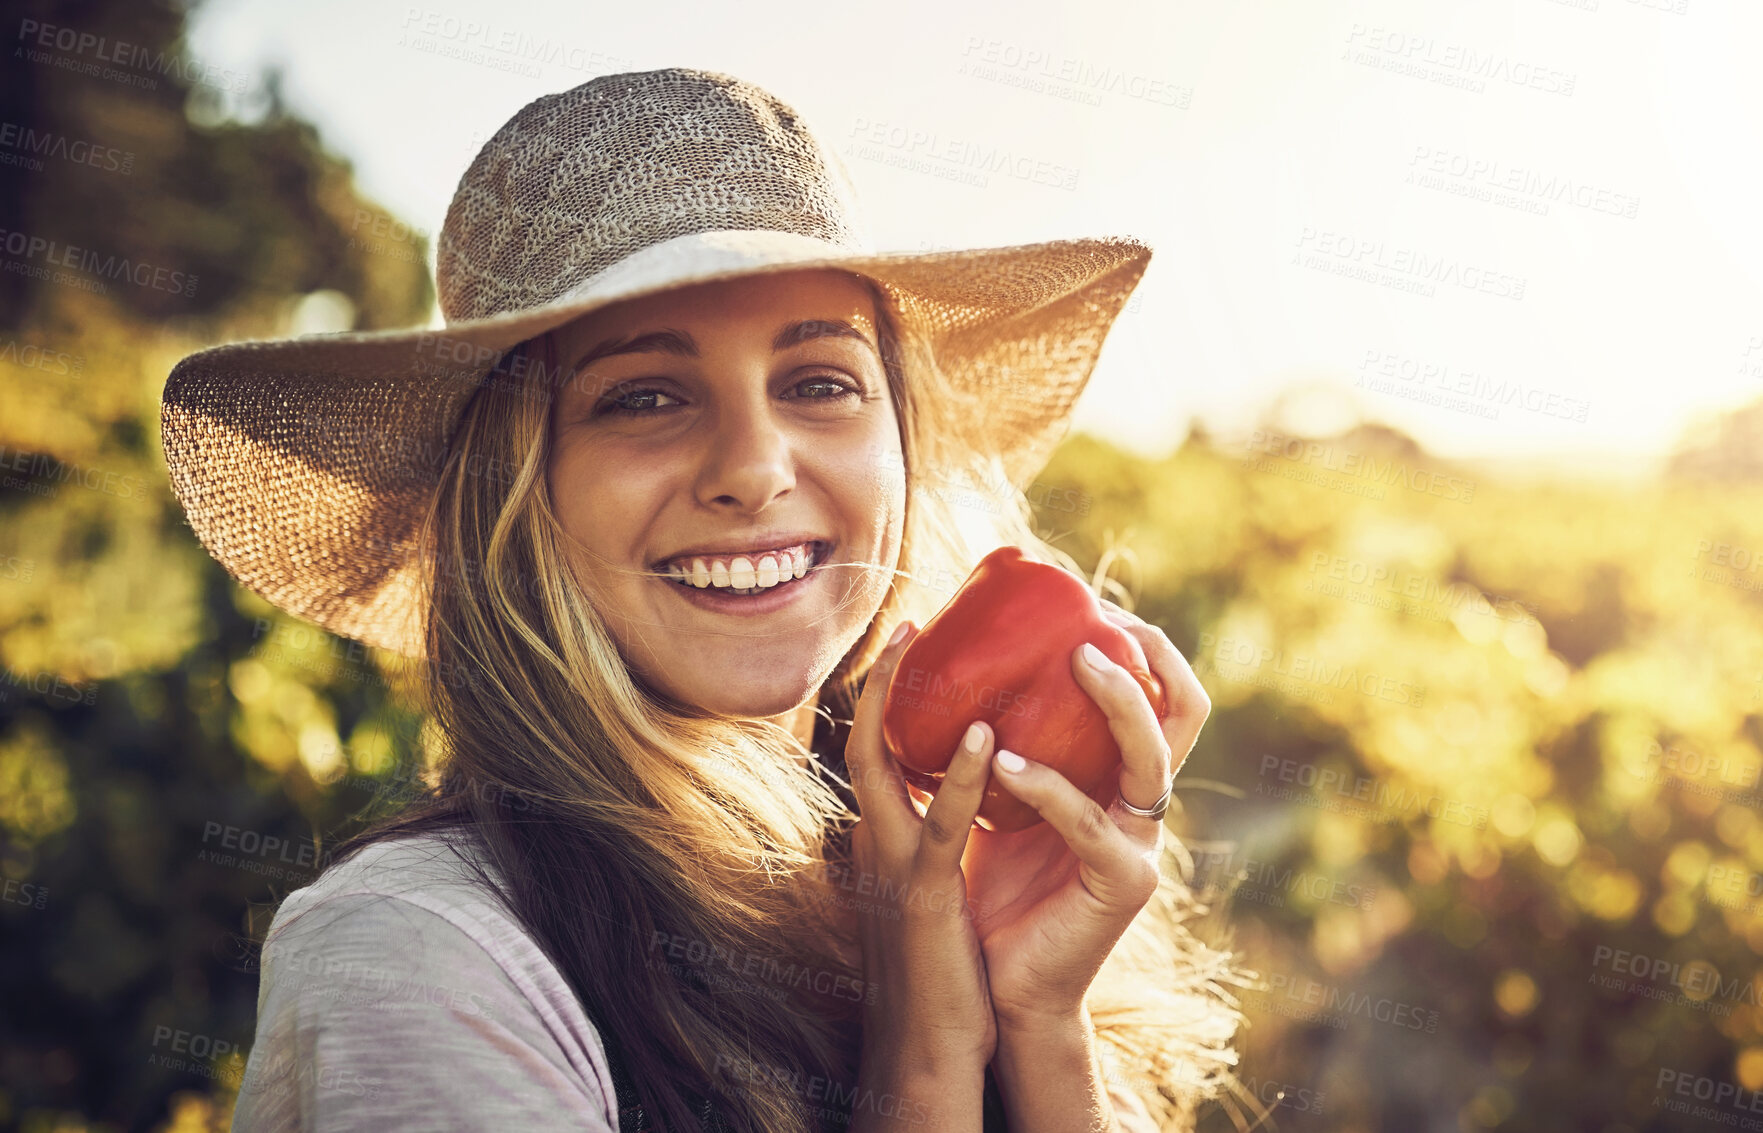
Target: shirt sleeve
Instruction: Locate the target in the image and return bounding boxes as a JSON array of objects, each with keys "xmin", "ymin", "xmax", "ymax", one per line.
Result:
[{"xmin": 229, "ymin": 891, "xmax": 617, "ymax": 1132}]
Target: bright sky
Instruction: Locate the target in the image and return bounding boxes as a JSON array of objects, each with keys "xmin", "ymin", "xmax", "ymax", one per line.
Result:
[{"xmin": 184, "ymin": 0, "xmax": 1763, "ymax": 479}]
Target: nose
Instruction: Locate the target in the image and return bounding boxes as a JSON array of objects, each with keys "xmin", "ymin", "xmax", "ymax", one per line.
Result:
[{"xmin": 693, "ymin": 390, "xmax": 796, "ymax": 512}]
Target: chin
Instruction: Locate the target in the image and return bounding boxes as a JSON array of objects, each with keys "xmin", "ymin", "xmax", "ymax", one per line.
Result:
[
  {"xmin": 731, "ymin": 690, "xmax": 815, "ymax": 721},
  {"xmin": 672, "ymin": 674, "xmax": 812, "ymax": 719}
]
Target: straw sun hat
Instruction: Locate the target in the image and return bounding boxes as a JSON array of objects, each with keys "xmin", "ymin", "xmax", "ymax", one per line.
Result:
[{"xmin": 160, "ymin": 66, "xmax": 1152, "ymax": 660}]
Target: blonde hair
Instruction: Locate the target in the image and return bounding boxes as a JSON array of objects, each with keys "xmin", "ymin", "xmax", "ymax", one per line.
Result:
[{"xmin": 326, "ymin": 274, "xmax": 1246, "ymax": 1131}]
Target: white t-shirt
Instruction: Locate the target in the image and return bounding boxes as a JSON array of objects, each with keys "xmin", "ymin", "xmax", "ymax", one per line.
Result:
[
  {"xmin": 229, "ymin": 830, "xmax": 1162, "ymax": 1132},
  {"xmin": 229, "ymin": 831, "xmax": 621, "ymax": 1131}
]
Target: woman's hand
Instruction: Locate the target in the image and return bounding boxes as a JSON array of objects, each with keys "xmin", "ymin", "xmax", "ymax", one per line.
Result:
[
  {"xmin": 845, "ymin": 620, "xmax": 1000, "ymax": 1092},
  {"xmin": 955, "ymin": 602, "xmax": 1211, "ymax": 1030}
]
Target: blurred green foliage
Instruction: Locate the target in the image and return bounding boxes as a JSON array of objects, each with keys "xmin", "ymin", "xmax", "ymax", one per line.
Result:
[
  {"xmin": 1030, "ymin": 428, "xmax": 1763, "ymax": 1132},
  {"xmin": 1, "ymin": 1, "xmax": 432, "ymax": 1129},
  {"xmin": 5, "ymin": 2, "xmax": 1763, "ymax": 1132}
]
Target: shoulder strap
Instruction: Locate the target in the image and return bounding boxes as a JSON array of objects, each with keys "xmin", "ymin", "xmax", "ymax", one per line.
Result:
[
  {"xmin": 597, "ymin": 1022, "xmax": 649, "ymax": 1131},
  {"xmin": 982, "ymin": 1064, "xmax": 1011, "ymax": 1132},
  {"xmin": 599, "ymin": 1024, "xmax": 735, "ymax": 1132}
]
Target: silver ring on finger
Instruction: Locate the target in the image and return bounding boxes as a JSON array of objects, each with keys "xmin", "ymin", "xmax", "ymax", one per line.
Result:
[{"xmin": 1118, "ymin": 775, "xmax": 1174, "ymax": 821}]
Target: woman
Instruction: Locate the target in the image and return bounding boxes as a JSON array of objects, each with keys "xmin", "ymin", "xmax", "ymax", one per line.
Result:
[{"xmin": 165, "ymin": 68, "xmax": 1245, "ymax": 1131}]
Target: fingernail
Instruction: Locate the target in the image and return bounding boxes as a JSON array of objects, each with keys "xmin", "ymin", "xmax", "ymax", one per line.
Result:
[
  {"xmin": 995, "ymin": 750, "xmax": 1026, "ymax": 774},
  {"xmin": 1081, "ymin": 642, "xmax": 1109, "ymax": 670},
  {"xmin": 962, "ymin": 721, "xmax": 986, "ymax": 752},
  {"xmin": 888, "ymin": 621, "xmax": 912, "ymax": 648}
]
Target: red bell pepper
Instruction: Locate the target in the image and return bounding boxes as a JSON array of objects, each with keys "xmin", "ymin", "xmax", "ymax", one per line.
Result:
[{"xmin": 880, "ymin": 546, "xmax": 1167, "ymax": 833}]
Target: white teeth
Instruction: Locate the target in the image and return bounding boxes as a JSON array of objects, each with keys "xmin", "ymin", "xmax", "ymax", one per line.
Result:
[{"xmin": 665, "ymin": 542, "xmax": 821, "ymax": 593}]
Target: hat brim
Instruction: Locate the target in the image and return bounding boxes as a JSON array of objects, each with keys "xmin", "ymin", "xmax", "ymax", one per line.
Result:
[{"xmin": 161, "ymin": 228, "xmax": 1151, "ymax": 658}]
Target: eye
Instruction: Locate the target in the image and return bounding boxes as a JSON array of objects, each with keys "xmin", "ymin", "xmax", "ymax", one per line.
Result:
[
  {"xmin": 591, "ymin": 372, "xmax": 864, "ymax": 417},
  {"xmin": 592, "ymin": 383, "xmax": 684, "ymax": 417},
  {"xmin": 788, "ymin": 372, "xmax": 864, "ymax": 402}
]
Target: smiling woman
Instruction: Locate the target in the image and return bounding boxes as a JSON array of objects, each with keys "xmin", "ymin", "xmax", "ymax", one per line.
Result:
[
  {"xmin": 540, "ymin": 271, "xmax": 908, "ymax": 742},
  {"xmin": 163, "ymin": 66, "xmax": 1247, "ymax": 1133}
]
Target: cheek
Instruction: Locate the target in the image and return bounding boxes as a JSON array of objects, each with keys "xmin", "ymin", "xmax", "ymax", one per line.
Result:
[
  {"xmin": 545, "ymin": 447, "xmax": 596, "ymax": 536},
  {"xmin": 546, "ymin": 445, "xmax": 646, "ymax": 573},
  {"xmin": 849, "ymin": 420, "xmax": 907, "ymax": 506},
  {"xmin": 829, "ymin": 445, "xmax": 904, "ymax": 532}
]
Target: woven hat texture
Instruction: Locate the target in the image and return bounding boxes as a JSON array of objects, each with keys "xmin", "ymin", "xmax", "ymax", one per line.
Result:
[{"xmin": 160, "ymin": 67, "xmax": 1152, "ymax": 659}]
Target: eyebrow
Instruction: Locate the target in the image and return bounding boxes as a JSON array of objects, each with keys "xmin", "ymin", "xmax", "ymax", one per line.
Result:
[{"xmin": 568, "ymin": 318, "xmax": 876, "ymax": 377}]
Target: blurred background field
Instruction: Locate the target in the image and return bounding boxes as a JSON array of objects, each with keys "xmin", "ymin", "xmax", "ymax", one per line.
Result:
[{"xmin": 7, "ymin": 2, "xmax": 1763, "ymax": 1131}]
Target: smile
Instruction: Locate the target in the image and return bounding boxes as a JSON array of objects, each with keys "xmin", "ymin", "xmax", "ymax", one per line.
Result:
[
  {"xmin": 657, "ymin": 541, "xmax": 835, "ymax": 615},
  {"xmin": 661, "ymin": 540, "xmax": 827, "ymax": 595}
]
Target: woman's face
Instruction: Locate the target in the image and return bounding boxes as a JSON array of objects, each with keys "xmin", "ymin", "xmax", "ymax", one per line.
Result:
[{"xmin": 545, "ymin": 268, "xmax": 906, "ymax": 723}]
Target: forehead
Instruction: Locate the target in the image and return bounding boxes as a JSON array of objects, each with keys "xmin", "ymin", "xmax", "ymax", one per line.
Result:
[{"xmin": 550, "ymin": 268, "xmax": 880, "ymax": 355}]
